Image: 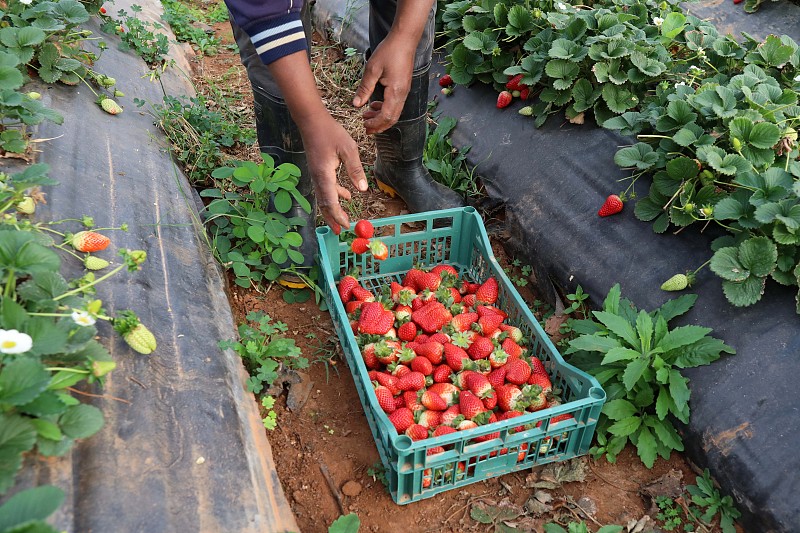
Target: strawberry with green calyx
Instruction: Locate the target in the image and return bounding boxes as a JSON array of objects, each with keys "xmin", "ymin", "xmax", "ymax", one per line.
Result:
[
  {"xmin": 459, "ymin": 390, "xmax": 486, "ymax": 420},
  {"xmin": 412, "ymin": 301, "xmax": 453, "ymax": 333},
  {"xmin": 428, "ymin": 383, "xmax": 460, "ymax": 406},
  {"xmin": 660, "ymin": 259, "xmax": 710, "ymax": 292},
  {"xmin": 462, "ymin": 358, "xmax": 491, "ymax": 375},
  {"xmin": 16, "ymin": 197, "xmax": 35, "ymax": 215},
  {"xmin": 441, "ymin": 87, "xmax": 453, "ymax": 96},
  {"xmin": 465, "ymin": 372, "xmax": 493, "ymax": 398},
  {"xmin": 432, "ymin": 363, "xmax": 452, "ymax": 383},
  {"xmin": 419, "ymin": 389, "xmax": 448, "ymax": 411},
  {"xmin": 598, "ymin": 194, "xmax": 624, "ymax": 217},
  {"xmin": 518, "ymin": 106, "xmax": 533, "ymax": 117},
  {"xmin": 112, "ymin": 310, "xmax": 157, "ymax": 354},
  {"xmin": 368, "ymin": 239, "xmax": 388, "ymax": 261},
  {"xmin": 467, "ymin": 335, "xmax": 494, "ymax": 360},
  {"xmin": 506, "ymin": 74, "xmax": 524, "ymax": 91},
  {"xmin": 99, "ymin": 97, "xmax": 123, "ymax": 115},
  {"xmin": 523, "ymin": 384, "xmax": 547, "ymax": 411},
  {"xmin": 488, "ymin": 346, "xmax": 509, "ymax": 369},
  {"xmin": 397, "ymin": 321, "xmax": 417, "ymax": 341},
  {"xmin": 338, "ymin": 274, "xmax": 360, "ymax": 302},
  {"xmin": 439, "ymin": 74, "xmax": 454, "ymax": 88}
]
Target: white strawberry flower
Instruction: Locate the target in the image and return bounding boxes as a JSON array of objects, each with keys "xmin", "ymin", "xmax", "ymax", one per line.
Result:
[
  {"xmin": 0, "ymin": 329, "xmax": 33, "ymax": 354},
  {"xmin": 675, "ymin": 81, "xmax": 686, "ymax": 88},
  {"xmin": 557, "ymin": 2, "xmax": 567, "ymax": 9},
  {"xmin": 794, "ymin": 74, "xmax": 800, "ymax": 82},
  {"xmin": 20, "ymin": 0, "xmax": 33, "ymax": 4},
  {"xmin": 72, "ymin": 310, "xmax": 97, "ymax": 327},
  {"xmin": 653, "ymin": 16, "xmax": 664, "ymax": 26},
  {"xmin": 690, "ymin": 65, "xmax": 702, "ymax": 73}
]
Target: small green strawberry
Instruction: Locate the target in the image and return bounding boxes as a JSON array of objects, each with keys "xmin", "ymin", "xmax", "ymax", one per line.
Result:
[
  {"xmin": 92, "ymin": 360, "xmax": 117, "ymax": 377},
  {"xmin": 84, "ymin": 256, "xmax": 110, "ymax": 271},
  {"xmin": 100, "ymin": 75, "xmax": 116, "ymax": 87},
  {"xmin": 660, "ymin": 273, "xmax": 694, "ymax": 291},
  {"xmin": 113, "ymin": 310, "xmax": 157, "ymax": 354},
  {"xmin": 518, "ymin": 106, "xmax": 533, "ymax": 116},
  {"xmin": 114, "ymin": 89, "xmax": 125, "ymax": 98},
  {"xmin": 26, "ymin": 92, "xmax": 42, "ymax": 100},
  {"xmin": 100, "ymin": 98, "xmax": 123, "ymax": 115},
  {"xmin": 16, "ymin": 197, "xmax": 35, "ymax": 215}
]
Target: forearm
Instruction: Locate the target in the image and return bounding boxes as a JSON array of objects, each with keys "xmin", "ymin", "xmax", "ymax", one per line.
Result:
[
  {"xmin": 390, "ymin": 0, "xmax": 436, "ymax": 48},
  {"xmin": 267, "ymin": 51, "xmax": 328, "ymax": 130}
]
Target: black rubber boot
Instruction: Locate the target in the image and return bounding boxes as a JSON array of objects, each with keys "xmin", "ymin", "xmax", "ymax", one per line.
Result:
[
  {"xmin": 253, "ymin": 89, "xmax": 317, "ymax": 288},
  {"xmin": 372, "ymin": 65, "xmax": 465, "ymax": 212}
]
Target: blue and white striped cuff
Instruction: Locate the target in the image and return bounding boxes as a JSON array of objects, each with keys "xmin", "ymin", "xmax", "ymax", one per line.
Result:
[{"xmin": 247, "ymin": 13, "xmax": 307, "ymax": 65}]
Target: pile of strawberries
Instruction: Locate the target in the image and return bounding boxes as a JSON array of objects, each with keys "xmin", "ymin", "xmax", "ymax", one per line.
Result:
[{"xmin": 337, "ymin": 259, "xmax": 575, "ymax": 474}]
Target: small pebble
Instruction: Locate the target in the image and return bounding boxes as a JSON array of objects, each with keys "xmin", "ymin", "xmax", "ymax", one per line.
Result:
[{"xmin": 196, "ymin": 457, "xmax": 205, "ymax": 465}]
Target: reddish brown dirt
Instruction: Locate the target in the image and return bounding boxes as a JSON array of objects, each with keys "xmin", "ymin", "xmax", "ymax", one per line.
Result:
[{"xmin": 181, "ymin": 9, "xmax": 735, "ymax": 533}]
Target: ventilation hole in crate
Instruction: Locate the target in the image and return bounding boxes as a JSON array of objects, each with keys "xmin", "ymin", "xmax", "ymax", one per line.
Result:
[{"xmin": 378, "ymin": 223, "xmax": 396, "ymax": 238}]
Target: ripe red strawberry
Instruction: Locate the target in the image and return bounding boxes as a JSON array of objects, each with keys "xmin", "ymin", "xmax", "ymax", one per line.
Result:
[
  {"xmin": 438, "ymin": 74, "xmax": 454, "ymax": 88},
  {"xmin": 420, "ymin": 390, "xmax": 448, "ymax": 411},
  {"xmin": 405, "ymin": 423, "xmax": 430, "ymax": 441},
  {"xmin": 598, "ymin": 194, "xmax": 624, "ymax": 217},
  {"xmin": 427, "ymin": 446, "xmax": 445, "ymax": 456},
  {"xmin": 411, "ymin": 297, "xmax": 425, "ymax": 310},
  {"xmin": 432, "ymin": 364, "xmax": 453, "ymax": 383},
  {"xmin": 501, "ymin": 338, "xmax": 524, "ymax": 359},
  {"xmin": 351, "ymin": 237, "xmax": 370, "ymax": 254},
  {"xmin": 467, "ymin": 336, "xmax": 494, "ymax": 360},
  {"xmin": 374, "ymin": 340, "xmax": 401, "ymax": 365},
  {"xmin": 374, "ymin": 371, "xmax": 401, "ymax": 395},
  {"xmin": 398, "ymin": 371, "xmax": 427, "ymax": 391},
  {"xmin": 397, "ymin": 321, "xmax": 417, "ymax": 341},
  {"xmin": 487, "ymin": 367, "xmax": 507, "ymax": 389},
  {"xmin": 450, "ymin": 312, "xmax": 478, "ymax": 332},
  {"xmin": 444, "ymin": 343, "xmax": 468, "ymax": 371},
  {"xmin": 527, "ymin": 372, "xmax": 552, "ymax": 393},
  {"xmin": 432, "ymin": 264, "xmax": 459, "ymax": 278},
  {"xmin": 374, "ymin": 384, "xmax": 396, "ymax": 413},
  {"xmin": 461, "ymin": 294, "xmax": 476, "ymax": 308},
  {"xmin": 482, "ymin": 392, "xmax": 497, "ymax": 410},
  {"xmin": 345, "ymin": 300, "xmax": 365, "ymax": 314},
  {"xmin": 415, "ymin": 342, "xmax": 444, "ymax": 365},
  {"xmin": 428, "ymin": 383, "xmax": 459, "ymax": 406},
  {"xmin": 517, "ymin": 442, "xmax": 529, "ymax": 462},
  {"xmin": 525, "ymin": 384, "xmax": 547, "ymax": 411},
  {"xmin": 465, "ymin": 372, "xmax": 493, "ymax": 399},
  {"xmin": 529, "ymin": 357, "xmax": 547, "ymax": 376},
  {"xmin": 505, "ymin": 358, "xmax": 532, "ymax": 385},
  {"xmin": 394, "ymin": 396, "xmax": 406, "ymax": 410},
  {"xmin": 440, "ymin": 405, "xmax": 461, "ymax": 426},
  {"xmin": 417, "ymin": 272, "xmax": 441, "ymax": 292},
  {"xmin": 412, "ymin": 301, "xmax": 453, "ymax": 333},
  {"xmin": 457, "ymin": 419, "xmax": 479, "ymax": 431},
  {"xmin": 411, "ymin": 356, "xmax": 434, "ymax": 376},
  {"xmin": 417, "ymin": 409, "xmax": 442, "ymax": 429},
  {"xmin": 450, "ymin": 370, "xmax": 475, "ymax": 390},
  {"xmin": 433, "ymin": 425, "xmax": 457, "ymax": 438},
  {"xmin": 389, "ymin": 361, "xmax": 411, "ymax": 378},
  {"xmin": 488, "ymin": 347, "xmax": 509, "ymax": 369},
  {"xmin": 351, "ymin": 286, "xmax": 374, "ymax": 302},
  {"xmin": 428, "ymin": 332, "xmax": 450, "ymax": 345},
  {"xmin": 404, "ymin": 390, "xmax": 424, "ymax": 412},
  {"xmin": 498, "ymin": 409, "xmax": 526, "ymax": 432},
  {"xmin": 402, "ymin": 268, "xmax": 425, "ymax": 291},
  {"xmin": 496, "ymin": 90, "xmax": 512, "ymax": 109},
  {"xmin": 354, "ymin": 219, "xmax": 374, "ymax": 239},
  {"xmin": 519, "ymin": 86, "xmax": 530, "ymax": 100},
  {"xmin": 477, "ymin": 305, "xmax": 508, "ymax": 320},
  {"xmin": 506, "ymin": 74, "xmax": 524, "ymax": 91},
  {"xmin": 389, "ymin": 407, "xmax": 414, "ymax": 433},
  {"xmin": 358, "ymin": 302, "xmax": 394, "ymax": 335},
  {"xmin": 338, "ymin": 275, "xmax": 359, "ymax": 302},
  {"xmin": 369, "ymin": 239, "xmax": 389, "ymax": 260},
  {"xmin": 394, "ymin": 304, "xmax": 413, "ymax": 322},
  {"xmin": 71, "ymin": 231, "xmax": 110, "ymax": 253},
  {"xmin": 461, "ymin": 281, "xmax": 481, "ymax": 294},
  {"xmin": 496, "ymin": 384, "xmax": 528, "ymax": 412},
  {"xmin": 477, "ymin": 313, "xmax": 504, "ymax": 336},
  {"xmin": 459, "ymin": 391, "xmax": 485, "ymax": 420},
  {"xmin": 362, "ymin": 343, "xmax": 381, "ymax": 369},
  {"xmin": 475, "ymin": 278, "xmax": 499, "ymax": 304}
]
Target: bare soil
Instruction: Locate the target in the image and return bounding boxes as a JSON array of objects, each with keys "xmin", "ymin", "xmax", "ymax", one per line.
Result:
[{"xmin": 179, "ymin": 11, "xmax": 734, "ymax": 533}]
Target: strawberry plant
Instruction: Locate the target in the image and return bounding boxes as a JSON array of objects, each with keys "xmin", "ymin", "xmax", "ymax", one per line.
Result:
[
  {"xmin": 565, "ymin": 284, "xmax": 734, "ymax": 467},
  {"xmin": 0, "ymin": 164, "xmax": 151, "ymax": 502},
  {"xmin": 101, "ymin": 5, "xmax": 171, "ymax": 66},
  {"xmin": 201, "ymin": 154, "xmax": 312, "ymax": 288}
]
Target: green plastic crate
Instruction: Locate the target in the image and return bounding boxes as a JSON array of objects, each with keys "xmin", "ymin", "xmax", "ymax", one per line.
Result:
[{"xmin": 316, "ymin": 207, "xmax": 606, "ymax": 504}]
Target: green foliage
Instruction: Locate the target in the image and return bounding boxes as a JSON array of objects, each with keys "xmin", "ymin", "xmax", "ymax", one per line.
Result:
[
  {"xmin": 0, "ymin": 485, "xmax": 63, "ymax": 533},
  {"xmin": 544, "ymin": 522, "xmax": 623, "ymax": 533},
  {"xmin": 424, "ymin": 115, "xmax": 480, "ymax": 199},
  {"xmin": 160, "ymin": 0, "xmax": 222, "ymax": 56},
  {"xmin": 0, "ymin": 165, "xmax": 146, "ymax": 499},
  {"xmin": 219, "ymin": 311, "xmax": 307, "ymax": 395},
  {"xmin": 201, "ymin": 154, "xmax": 312, "ymax": 289},
  {"xmin": 328, "ymin": 513, "xmax": 360, "ymax": 533},
  {"xmin": 565, "ymin": 284, "xmax": 734, "ymax": 467},
  {"xmin": 687, "ymin": 469, "xmax": 741, "ymax": 533},
  {"xmin": 655, "ymin": 496, "xmax": 690, "ymax": 531},
  {"xmin": 103, "ymin": 5, "xmax": 170, "ymax": 66},
  {"xmin": 146, "ymin": 92, "xmax": 255, "ymax": 185},
  {"xmin": 366, "ymin": 461, "xmax": 388, "ymax": 489}
]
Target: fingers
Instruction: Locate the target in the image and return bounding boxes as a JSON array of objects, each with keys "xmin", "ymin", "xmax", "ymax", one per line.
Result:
[
  {"xmin": 339, "ymin": 142, "xmax": 368, "ymax": 192},
  {"xmin": 353, "ymin": 63, "xmax": 380, "ymax": 108},
  {"xmin": 363, "ymin": 85, "xmax": 406, "ymax": 134}
]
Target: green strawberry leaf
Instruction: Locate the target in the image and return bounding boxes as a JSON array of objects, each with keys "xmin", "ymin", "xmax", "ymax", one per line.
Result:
[
  {"xmin": 0, "ymin": 485, "xmax": 64, "ymax": 530},
  {"xmin": 722, "ymin": 275, "xmax": 766, "ymax": 307},
  {"xmin": 0, "ymin": 358, "xmax": 51, "ymax": 406},
  {"xmin": 710, "ymin": 246, "xmax": 750, "ymax": 282},
  {"xmin": 614, "ymin": 143, "xmax": 658, "ymax": 170},
  {"xmin": 58, "ymin": 403, "xmax": 104, "ymax": 439},
  {"xmin": 738, "ymin": 236, "xmax": 777, "ymax": 278},
  {"xmin": 0, "ymin": 413, "xmax": 38, "ymax": 494}
]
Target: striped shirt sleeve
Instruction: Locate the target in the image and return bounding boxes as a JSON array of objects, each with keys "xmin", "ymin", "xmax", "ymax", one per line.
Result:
[{"xmin": 225, "ymin": 1, "xmax": 308, "ymax": 65}]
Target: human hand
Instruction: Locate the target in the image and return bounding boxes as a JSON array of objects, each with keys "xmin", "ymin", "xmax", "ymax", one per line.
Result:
[
  {"xmin": 297, "ymin": 113, "xmax": 368, "ymax": 235},
  {"xmin": 352, "ymin": 33, "xmax": 416, "ymax": 134}
]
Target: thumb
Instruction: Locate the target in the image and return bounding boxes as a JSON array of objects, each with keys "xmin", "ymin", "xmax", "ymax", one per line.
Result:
[{"xmin": 353, "ymin": 65, "xmax": 380, "ymax": 108}]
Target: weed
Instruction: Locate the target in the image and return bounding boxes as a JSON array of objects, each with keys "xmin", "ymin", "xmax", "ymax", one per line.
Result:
[
  {"xmin": 219, "ymin": 311, "xmax": 307, "ymax": 395},
  {"xmin": 366, "ymin": 461, "xmax": 388, "ymax": 489},
  {"xmin": 160, "ymin": 0, "xmax": 222, "ymax": 55},
  {"xmin": 543, "ymin": 522, "xmax": 623, "ymax": 533},
  {"xmin": 423, "ymin": 114, "xmax": 482, "ymax": 199},
  {"xmin": 261, "ymin": 396, "xmax": 277, "ymax": 430},
  {"xmin": 656, "ymin": 496, "xmax": 692, "ymax": 532},
  {"xmin": 687, "ymin": 469, "xmax": 741, "ymax": 533},
  {"xmin": 103, "ymin": 5, "xmax": 171, "ymax": 66}
]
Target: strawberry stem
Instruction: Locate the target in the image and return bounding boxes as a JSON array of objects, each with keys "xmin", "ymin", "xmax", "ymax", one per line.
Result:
[
  {"xmin": 692, "ymin": 259, "xmax": 711, "ymax": 275},
  {"xmin": 53, "ymin": 264, "xmax": 126, "ymax": 301}
]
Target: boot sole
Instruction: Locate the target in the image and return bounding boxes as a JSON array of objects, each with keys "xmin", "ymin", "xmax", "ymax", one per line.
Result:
[
  {"xmin": 377, "ymin": 179, "xmax": 399, "ymax": 198},
  {"xmin": 276, "ymin": 274, "xmax": 307, "ymax": 290}
]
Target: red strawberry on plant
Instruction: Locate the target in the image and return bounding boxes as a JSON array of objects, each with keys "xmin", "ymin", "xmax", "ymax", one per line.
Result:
[
  {"xmin": 374, "ymin": 384, "xmax": 397, "ymax": 413},
  {"xmin": 405, "ymin": 423, "xmax": 429, "ymax": 441},
  {"xmin": 467, "ymin": 336, "xmax": 494, "ymax": 360},
  {"xmin": 598, "ymin": 194, "xmax": 624, "ymax": 217},
  {"xmin": 389, "ymin": 407, "xmax": 415, "ymax": 433},
  {"xmin": 475, "ymin": 278, "xmax": 499, "ymax": 305},
  {"xmin": 519, "ymin": 86, "xmax": 530, "ymax": 100},
  {"xmin": 351, "ymin": 237, "xmax": 370, "ymax": 254},
  {"xmin": 506, "ymin": 74, "xmax": 524, "ymax": 91},
  {"xmin": 354, "ymin": 219, "xmax": 374, "ymax": 239},
  {"xmin": 439, "ymin": 74, "xmax": 454, "ymax": 88},
  {"xmin": 420, "ymin": 390, "xmax": 448, "ymax": 411},
  {"xmin": 71, "ymin": 231, "xmax": 110, "ymax": 253},
  {"xmin": 496, "ymin": 90, "xmax": 513, "ymax": 109},
  {"xmin": 505, "ymin": 358, "xmax": 532, "ymax": 385}
]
